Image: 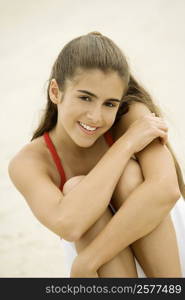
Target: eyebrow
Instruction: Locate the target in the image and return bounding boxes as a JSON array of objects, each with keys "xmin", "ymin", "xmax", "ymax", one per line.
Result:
[{"xmin": 77, "ymin": 90, "xmax": 121, "ymax": 103}]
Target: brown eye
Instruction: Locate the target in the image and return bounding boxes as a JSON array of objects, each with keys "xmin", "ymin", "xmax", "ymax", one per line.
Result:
[
  {"xmin": 79, "ymin": 96, "xmax": 91, "ymax": 101},
  {"xmin": 105, "ymin": 102, "xmax": 116, "ymax": 108}
]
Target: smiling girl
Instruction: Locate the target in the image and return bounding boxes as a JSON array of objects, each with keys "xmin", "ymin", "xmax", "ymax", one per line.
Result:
[{"xmin": 8, "ymin": 31, "xmax": 185, "ymax": 277}]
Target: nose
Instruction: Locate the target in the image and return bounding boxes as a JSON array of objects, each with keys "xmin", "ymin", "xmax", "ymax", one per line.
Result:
[{"xmin": 86, "ymin": 105, "xmax": 103, "ymax": 124}]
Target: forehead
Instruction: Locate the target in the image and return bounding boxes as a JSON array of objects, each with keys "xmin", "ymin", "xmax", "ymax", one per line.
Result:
[{"xmin": 66, "ymin": 68, "xmax": 125, "ymax": 95}]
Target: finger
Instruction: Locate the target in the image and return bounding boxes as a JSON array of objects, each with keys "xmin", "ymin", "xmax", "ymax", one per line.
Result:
[
  {"xmin": 160, "ymin": 123, "xmax": 168, "ymax": 131},
  {"xmin": 150, "ymin": 115, "xmax": 166, "ymax": 125},
  {"xmin": 159, "ymin": 131, "xmax": 168, "ymax": 144},
  {"xmin": 154, "ymin": 119, "xmax": 168, "ymax": 131}
]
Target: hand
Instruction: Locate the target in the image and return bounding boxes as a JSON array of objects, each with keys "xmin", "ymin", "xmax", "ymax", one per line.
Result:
[
  {"xmin": 123, "ymin": 112, "xmax": 168, "ymax": 154},
  {"xmin": 70, "ymin": 254, "xmax": 99, "ymax": 278}
]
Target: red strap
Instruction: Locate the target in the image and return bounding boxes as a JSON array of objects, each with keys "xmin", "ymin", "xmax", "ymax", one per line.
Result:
[
  {"xmin": 104, "ymin": 130, "xmax": 114, "ymax": 146},
  {"xmin": 43, "ymin": 132, "xmax": 66, "ymax": 190},
  {"xmin": 43, "ymin": 130, "xmax": 114, "ymax": 191}
]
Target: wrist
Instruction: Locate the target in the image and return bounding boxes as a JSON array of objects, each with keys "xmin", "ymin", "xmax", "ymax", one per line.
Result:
[
  {"xmin": 116, "ymin": 132, "xmax": 135, "ymax": 157},
  {"xmin": 70, "ymin": 253, "xmax": 98, "ymax": 277},
  {"xmin": 77, "ymin": 250, "xmax": 99, "ymax": 272}
]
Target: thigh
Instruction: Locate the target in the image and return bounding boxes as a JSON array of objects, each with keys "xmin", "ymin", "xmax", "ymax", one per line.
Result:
[{"xmin": 110, "ymin": 158, "xmax": 144, "ymax": 210}]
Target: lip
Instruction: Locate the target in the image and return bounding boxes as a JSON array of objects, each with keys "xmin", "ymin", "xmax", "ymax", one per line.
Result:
[
  {"xmin": 77, "ymin": 121, "xmax": 99, "ymax": 135},
  {"xmin": 79, "ymin": 121, "xmax": 100, "ymax": 128}
]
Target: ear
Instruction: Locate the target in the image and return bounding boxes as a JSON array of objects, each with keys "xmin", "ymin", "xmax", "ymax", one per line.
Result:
[{"xmin": 49, "ymin": 78, "xmax": 63, "ymax": 104}]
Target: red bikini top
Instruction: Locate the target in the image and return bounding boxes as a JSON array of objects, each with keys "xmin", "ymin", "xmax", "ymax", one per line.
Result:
[{"xmin": 43, "ymin": 130, "xmax": 115, "ymax": 191}]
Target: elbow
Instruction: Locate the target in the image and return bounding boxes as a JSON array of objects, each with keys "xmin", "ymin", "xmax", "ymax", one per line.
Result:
[
  {"xmin": 55, "ymin": 217, "xmax": 81, "ymax": 242},
  {"xmin": 169, "ymin": 187, "xmax": 181, "ymax": 203},
  {"xmin": 161, "ymin": 181, "xmax": 181, "ymax": 205},
  {"xmin": 147, "ymin": 178, "xmax": 181, "ymax": 207}
]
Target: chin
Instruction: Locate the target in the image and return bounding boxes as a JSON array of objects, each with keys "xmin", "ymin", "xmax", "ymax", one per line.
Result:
[
  {"xmin": 78, "ymin": 141, "xmax": 95, "ymax": 148},
  {"xmin": 75, "ymin": 137, "xmax": 97, "ymax": 148}
]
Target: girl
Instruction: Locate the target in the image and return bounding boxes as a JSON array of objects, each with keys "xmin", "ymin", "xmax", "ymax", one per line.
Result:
[{"xmin": 8, "ymin": 31, "xmax": 185, "ymax": 278}]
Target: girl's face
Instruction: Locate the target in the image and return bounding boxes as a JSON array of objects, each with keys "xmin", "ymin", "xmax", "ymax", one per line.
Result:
[{"xmin": 53, "ymin": 68, "xmax": 126, "ymax": 148}]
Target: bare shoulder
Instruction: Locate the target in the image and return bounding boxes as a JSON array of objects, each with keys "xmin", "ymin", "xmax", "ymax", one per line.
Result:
[
  {"xmin": 8, "ymin": 136, "xmax": 53, "ymax": 197},
  {"xmin": 8, "ymin": 143, "xmax": 48, "ymax": 188},
  {"xmin": 8, "ymin": 138, "xmax": 68, "ymax": 238},
  {"xmin": 112, "ymin": 102, "xmax": 180, "ymax": 189},
  {"xmin": 8, "ymin": 136, "xmax": 49, "ymax": 175},
  {"xmin": 111, "ymin": 102, "xmax": 151, "ymax": 160},
  {"xmin": 112, "ymin": 101, "xmax": 151, "ymax": 142}
]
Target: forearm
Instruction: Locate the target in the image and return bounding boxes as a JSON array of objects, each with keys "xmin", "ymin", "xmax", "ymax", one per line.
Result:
[
  {"xmin": 60, "ymin": 135, "xmax": 133, "ymax": 237},
  {"xmin": 78, "ymin": 180, "xmax": 179, "ymax": 271}
]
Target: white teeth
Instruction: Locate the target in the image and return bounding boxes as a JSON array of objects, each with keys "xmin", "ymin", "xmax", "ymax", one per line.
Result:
[{"xmin": 79, "ymin": 122, "xmax": 97, "ymax": 131}]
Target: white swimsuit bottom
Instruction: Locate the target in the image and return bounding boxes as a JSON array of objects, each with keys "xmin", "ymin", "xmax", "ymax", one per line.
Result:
[{"xmin": 60, "ymin": 198, "xmax": 185, "ymax": 277}]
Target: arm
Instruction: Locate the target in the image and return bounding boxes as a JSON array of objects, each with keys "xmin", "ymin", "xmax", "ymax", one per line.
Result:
[
  {"xmin": 8, "ymin": 139, "xmax": 133, "ymax": 242},
  {"xmin": 59, "ymin": 135, "xmax": 134, "ymax": 240},
  {"xmin": 72, "ymin": 103, "xmax": 181, "ymax": 271},
  {"xmin": 73, "ymin": 178, "xmax": 180, "ymax": 273}
]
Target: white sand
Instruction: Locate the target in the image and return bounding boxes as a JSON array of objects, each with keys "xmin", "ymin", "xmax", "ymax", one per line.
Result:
[{"xmin": 1, "ymin": 0, "xmax": 185, "ymax": 277}]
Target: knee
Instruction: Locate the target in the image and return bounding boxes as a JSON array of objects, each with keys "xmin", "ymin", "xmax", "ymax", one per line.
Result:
[
  {"xmin": 125, "ymin": 159, "xmax": 144, "ymax": 191},
  {"xmin": 113, "ymin": 159, "xmax": 144, "ymax": 202},
  {"xmin": 62, "ymin": 175, "xmax": 86, "ymax": 195}
]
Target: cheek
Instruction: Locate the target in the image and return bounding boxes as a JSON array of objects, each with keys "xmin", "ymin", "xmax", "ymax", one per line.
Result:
[
  {"xmin": 59, "ymin": 106, "xmax": 77, "ymax": 121},
  {"xmin": 107, "ymin": 112, "xmax": 118, "ymax": 125}
]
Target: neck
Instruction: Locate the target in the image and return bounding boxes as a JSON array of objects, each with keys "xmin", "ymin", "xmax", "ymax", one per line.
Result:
[{"xmin": 49, "ymin": 123, "xmax": 98, "ymax": 157}]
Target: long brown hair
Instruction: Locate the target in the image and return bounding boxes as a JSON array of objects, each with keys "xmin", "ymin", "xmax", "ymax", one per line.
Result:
[{"xmin": 30, "ymin": 31, "xmax": 185, "ymax": 200}]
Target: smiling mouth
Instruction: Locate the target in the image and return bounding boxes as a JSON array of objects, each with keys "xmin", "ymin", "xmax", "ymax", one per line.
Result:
[
  {"xmin": 77, "ymin": 121, "xmax": 99, "ymax": 135},
  {"xmin": 79, "ymin": 121, "xmax": 99, "ymax": 129}
]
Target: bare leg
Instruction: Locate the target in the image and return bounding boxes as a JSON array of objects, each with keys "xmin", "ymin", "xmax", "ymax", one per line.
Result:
[
  {"xmin": 75, "ymin": 206, "xmax": 138, "ymax": 277},
  {"xmin": 131, "ymin": 214, "xmax": 182, "ymax": 277},
  {"xmin": 63, "ymin": 176, "xmax": 138, "ymax": 278},
  {"xmin": 63, "ymin": 157, "xmax": 182, "ymax": 278},
  {"xmin": 111, "ymin": 159, "xmax": 182, "ymax": 277}
]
